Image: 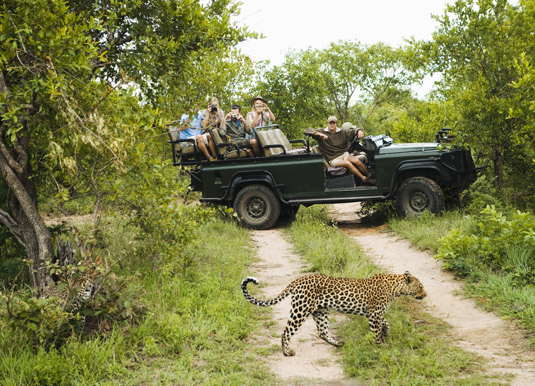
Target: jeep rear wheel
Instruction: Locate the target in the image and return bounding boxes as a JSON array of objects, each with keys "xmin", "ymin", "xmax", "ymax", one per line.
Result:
[
  {"xmin": 397, "ymin": 177, "xmax": 444, "ymax": 217},
  {"xmin": 233, "ymin": 184, "xmax": 281, "ymax": 230}
]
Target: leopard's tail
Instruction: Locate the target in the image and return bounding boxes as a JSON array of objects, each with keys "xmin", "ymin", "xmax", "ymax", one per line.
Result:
[{"xmin": 241, "ymin": 277, "xmax": 291, "ymax": 307}]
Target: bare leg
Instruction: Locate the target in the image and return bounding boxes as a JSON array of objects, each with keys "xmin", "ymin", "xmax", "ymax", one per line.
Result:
[
  {"xmin": 335, "ymin": 159, "xmax": 366, "ymax": 180},
  {"xmin": 195, "ymin": 134, "xmax": 216, "ymax": 160},
  {"xmin": 250, "ymin": 138, "xmax": 261, "ymax": 157},
  {"xmin": 348, "ymin": 155, "xmax": 371, "ymax": 177}
]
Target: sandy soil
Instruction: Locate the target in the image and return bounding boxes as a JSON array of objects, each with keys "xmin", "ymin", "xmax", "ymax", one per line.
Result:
[{"xmin": 247, "ymin": 203, "xmax": 535, "ymax": 385}]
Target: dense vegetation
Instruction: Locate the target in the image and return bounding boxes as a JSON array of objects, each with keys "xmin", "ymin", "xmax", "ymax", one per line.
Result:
[{"xmin": 1, "ymin": 0, "xmax": 534, "ymax": 383}]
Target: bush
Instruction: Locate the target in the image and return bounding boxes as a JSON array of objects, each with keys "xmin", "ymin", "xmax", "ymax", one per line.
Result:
[
  {"xmin": 356, "ymin": 201, "xmax": 396, "ymax": 225},
  {"xmin": 460, "ymin": 175, "xmax": 505, "ymax": 215},
  {"xmin": 436, "ymin": 205, "xmax": 535, "ymax": 280}
]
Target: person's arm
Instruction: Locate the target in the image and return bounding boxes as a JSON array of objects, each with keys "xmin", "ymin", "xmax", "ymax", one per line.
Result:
[
  {"xmin": 179, "ymin": 118, "xmax": 190, "ymax": 131},
  {"xmin": 304, "ymin": 128, "xmax": 327, "ymax": 139},
  {"xmin": 201, "ymin": 109, "xmax": 210, "ymax": 129},
  {"xmin": 241, "ymin": 114, "xmax": 251, "ymax": 132},
  {"xmin": 264, "ymin": 104, "xmax": 275, "ymax": 122},
  {"xmin": 219, "ymin": 121, "xmax": 227, "ymax": 137}
]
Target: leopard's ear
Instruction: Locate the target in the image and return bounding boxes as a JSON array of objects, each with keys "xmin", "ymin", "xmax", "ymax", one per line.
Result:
[{"xmin": 404, "ymin": 271, "xmax": 412, "ymax": 283}]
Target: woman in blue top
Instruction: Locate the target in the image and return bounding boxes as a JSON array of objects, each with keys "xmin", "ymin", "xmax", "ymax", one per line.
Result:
[{"xmin": 178, "ymin": 106, "xmax": 217, "ymax": 161}]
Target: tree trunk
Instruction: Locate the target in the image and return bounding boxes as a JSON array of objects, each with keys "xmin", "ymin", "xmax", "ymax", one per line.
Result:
[
  {"xmin": 493, "ymin": 144, "xmax": 504, "ymax": 190},
  {"xmin": 0, "ymin": 149, "xmax": 55, "ymax": 293}
]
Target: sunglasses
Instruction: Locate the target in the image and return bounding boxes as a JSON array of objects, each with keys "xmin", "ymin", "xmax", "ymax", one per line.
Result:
[{"xmin": 328, "ymin": 121, "xmax": 337, "ymax": 124}]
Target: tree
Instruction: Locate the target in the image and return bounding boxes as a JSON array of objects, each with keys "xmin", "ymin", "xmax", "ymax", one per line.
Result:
[
  {"xmin": 0, "ymin": 0, "xmax": 254, "ymax": 292},
  {"xmin": 420, "ymin": 0, "xmax": 535, "ymax": 193},
  {"xmin": 254, "ymin": 41, "xmax": 420, "ymax": 138}
]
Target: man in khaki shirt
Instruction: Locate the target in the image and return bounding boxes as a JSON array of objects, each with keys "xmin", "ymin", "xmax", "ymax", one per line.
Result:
[{"xmin": 304, "ymin": 116, "xmax": 375, "ymax": 184}]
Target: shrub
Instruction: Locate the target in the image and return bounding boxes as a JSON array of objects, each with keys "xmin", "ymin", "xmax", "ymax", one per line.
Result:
[
  {"xmin": 436, "ymin": 205, "xmax": 535, "ymax": 281},
  {"xmin": 357, "ymin": 201, "xmax": 396, "ymax": 225},
  {"xmin": 460, "ymin": 175, "xmax": 505, "ymax": 215}
]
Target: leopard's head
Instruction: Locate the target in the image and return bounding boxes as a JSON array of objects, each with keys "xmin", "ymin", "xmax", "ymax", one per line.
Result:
[{"xmin": 402, "ymin": 271, "xmax": 427, "ymax": 300}]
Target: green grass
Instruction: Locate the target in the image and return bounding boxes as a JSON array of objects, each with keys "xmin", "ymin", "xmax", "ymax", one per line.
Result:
[
  {"xmin": 0, "ymin": 217, "xmax": 275, "ymax": 385},
  {"xmin": 284, "ymin": 206, "xmax": 503, "ymax": 385},
  {"xmin": 388, "ymin": 210, "xmax": 476, "ymax": 253}
]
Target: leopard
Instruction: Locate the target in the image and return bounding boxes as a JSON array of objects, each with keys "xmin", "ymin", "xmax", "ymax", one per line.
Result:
[
  {"xmin": 241, "ymin": 271, "xmax": 427, "ymax": 356},
  {"xmin": 40, "ymin": 239, "xmax": 99, "ymax": 325}
]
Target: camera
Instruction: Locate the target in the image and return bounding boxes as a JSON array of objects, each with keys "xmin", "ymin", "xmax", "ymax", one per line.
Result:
[
  {"xmin": 210, "ymin": 105, "xmax": 218, "ymax": 112},
  {"xmin": 231, "ymin": 113, "xmax": 238, "ymax": 120}
]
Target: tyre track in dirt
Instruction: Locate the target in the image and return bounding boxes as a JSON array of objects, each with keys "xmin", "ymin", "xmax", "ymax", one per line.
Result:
[
  {"xmin": 248, "ymin": 230, "xmax": 358, "ymax": 385},
  {"xmin": 330, "ymin": 203, "xmax": 535, "ymax": 386}
]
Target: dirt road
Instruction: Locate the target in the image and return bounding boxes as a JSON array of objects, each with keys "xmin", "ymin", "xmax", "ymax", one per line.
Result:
[
  {"xmin": 247, "ymin": 203, "xmax": 535, "ymax": 385},
  {"xmin": 249, "ymin": 230, "xmax": 354, "ymax": 385}
]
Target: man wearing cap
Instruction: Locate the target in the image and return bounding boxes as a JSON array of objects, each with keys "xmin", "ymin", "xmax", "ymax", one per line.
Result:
[
  {"xmin": 304, "ymin": 116, "xmax": 375, "ymax": 184},
  {"xmin": 246, "ymin": 96, "xmax": 276, "ymax": 129}
]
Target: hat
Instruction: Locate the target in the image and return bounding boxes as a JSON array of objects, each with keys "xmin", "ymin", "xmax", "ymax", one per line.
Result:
[
  {"xmin": 341, "ymin": 122, "xmax": 356, "ymax": 130},
  {"xmin": 327, "ymin": 116, "xmax": 338, "ymax": 123},
  {"xmin": 251, "ymin": 95, "xmax": 266, "ymax": 106}
]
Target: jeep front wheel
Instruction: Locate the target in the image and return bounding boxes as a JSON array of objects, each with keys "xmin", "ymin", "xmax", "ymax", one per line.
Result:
[
  {"xmin": 397, "ymin": 177, "xmax": 444, "ymax": 217},
  {"xmin": 233, "ymin": 184, "xmax": 281, "ymax": 230}
]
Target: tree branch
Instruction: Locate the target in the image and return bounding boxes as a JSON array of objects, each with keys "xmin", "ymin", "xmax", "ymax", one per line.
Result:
[{"xmin": 0, "ymin": 208, "xmax": 25, "ymax": 246}]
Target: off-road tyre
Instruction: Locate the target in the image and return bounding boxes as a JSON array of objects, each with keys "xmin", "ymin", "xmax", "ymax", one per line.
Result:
[
  {"xmin": 397, "ymin": 176, "xmax": 444, "ymax": 217},
  {"xmin": 233, "ymin": 184, "xmax": 281, "ymax": 230}
]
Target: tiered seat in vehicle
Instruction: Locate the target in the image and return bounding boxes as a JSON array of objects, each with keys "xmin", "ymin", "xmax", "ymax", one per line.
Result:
[
  {"xmin": 255, "ymin": 125, "xmax": 307, "ymax": 157},
  {"xmin": 167, "ymin": 126, "xmax": 203, "ymax": 165},
  {"xmin": 209, "ymin": 129, "xmax": 249, "ymax": 159}
]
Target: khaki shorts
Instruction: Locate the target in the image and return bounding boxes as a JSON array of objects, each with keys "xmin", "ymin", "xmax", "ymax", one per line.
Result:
[
  {"xmin": 330, "ymin": 151, "xmax": 368, "ymax": 167},
  {"xmin": 180, "ymin": 133, "xmax": 210, "ymax": 149},
  {"xmin": 329, "ymin": 152, "xmax": 350, "ymax": 167}
]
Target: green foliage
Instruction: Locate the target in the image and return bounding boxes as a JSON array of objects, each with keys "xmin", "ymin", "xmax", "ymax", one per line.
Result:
[
  {"xmin": 357, "ymin": 201, "xmax": 397, "ymax": 226},
  {"xmin": 0, "ymin": 260, "xmax": 143, "ymax": 350},
  {"xmin": 367, "ymin": 98, "xmax": 458, "ymax": 142},
  {"xmin": 437, "ymin": 205, "xmax": 535, "ymax": 276},
  {"xmin": 0, "ymin": 287, "xmax": 81, "ymax": 350},
  {"xmin": 340, "ymin": 301, "xmax": 498, "ymax": 385},
  {"xmin": 0, "ymin": 181, "xmax": 27, "ymax": 282},
  {"xmin": 419, "ymin": 0, "xmax": 535, "ymax": 195},
  {"xmin": 460, "ymin": 174, "xmax": 505, "ymax": 215},
  {"xmin": 0, "ymin": 216, "xmax": 273, "ymax": 384},
  {"xmin": 390, "ymin": 210, "xmax": 475, "ymax": 253},
  {"xmin": 68, "ymin": 0, "xmax": 256, "ymax": 105},
  {"xmin": 388, "ymin": 208, "xmax": 535, "ymax": 342},
  {"xmin": 255, "ymin": 41, "xmax": 421, "ymax": 139}
]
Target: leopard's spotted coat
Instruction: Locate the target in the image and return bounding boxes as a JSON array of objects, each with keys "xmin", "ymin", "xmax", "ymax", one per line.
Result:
[{"xmin": 241, "ymin": 272, "xmax": 427, "ymax": 356}]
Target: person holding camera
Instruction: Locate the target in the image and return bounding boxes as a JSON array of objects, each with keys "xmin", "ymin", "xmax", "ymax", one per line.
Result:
[
  {"xmin": 246, "ymin": 96, "xmax": 276, "ymax": 129},
  {"xmin": 222, "ymin": 104, "xmax": 261, "ymax": 157},
  {"xmin": 167, "ymin": 106, "xmax": 218, "ymax": 161},
  {"xmin": 201, "ymin": 96, "xmax": 225, "ymax": 130}
]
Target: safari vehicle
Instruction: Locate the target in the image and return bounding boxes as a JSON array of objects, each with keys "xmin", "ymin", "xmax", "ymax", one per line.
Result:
[{"xmin": 167, "ymin": 125, "xmax": 477, "ymax": 229}]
